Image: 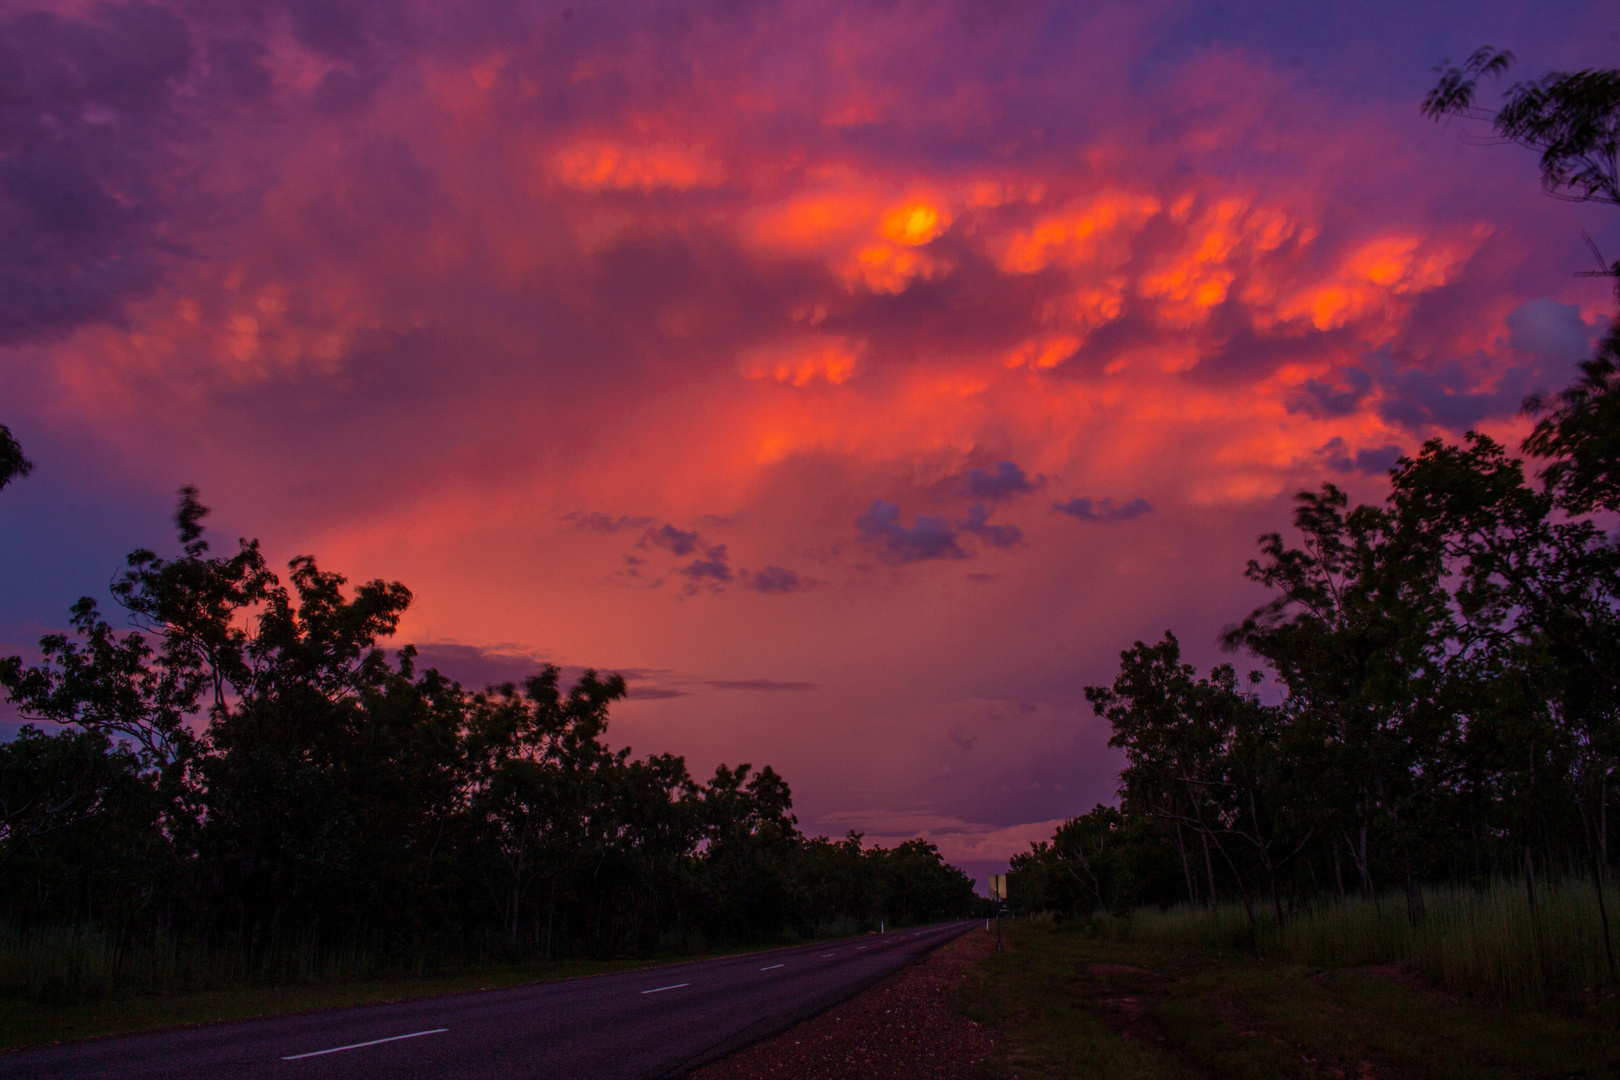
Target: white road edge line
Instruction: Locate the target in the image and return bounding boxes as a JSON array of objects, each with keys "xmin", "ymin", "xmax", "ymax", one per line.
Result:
[
  {"xmin": 641, "ymin": 982, "xmax": 691, "ymax": 994},
  {"xmin": 760, "ymin": 963, "xmax": 784, "ymax": 971},
  {"xmin": 281, "ymin": 1028, "xmax": 447, "ymax": 1060}
]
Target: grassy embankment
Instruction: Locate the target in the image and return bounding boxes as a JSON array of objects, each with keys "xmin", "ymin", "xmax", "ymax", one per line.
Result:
[
  {"xmin": 959, "ymin": 879, "xmax": 1620, "ymax": 1079},
  {"xmin": 0, "ymin": 921, "xmax": 876, "ymax": 1051}
]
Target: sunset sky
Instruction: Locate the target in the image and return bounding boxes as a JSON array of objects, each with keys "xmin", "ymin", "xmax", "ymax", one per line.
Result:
[{"xmin": 2, "ymin": 0, "xmax": 1616, "ymax": 889}]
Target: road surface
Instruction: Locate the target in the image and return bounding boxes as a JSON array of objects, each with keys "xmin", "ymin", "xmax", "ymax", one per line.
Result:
[{"xmin": 0, "ymin": 921, "xmax": 974, "ymax": 1079}]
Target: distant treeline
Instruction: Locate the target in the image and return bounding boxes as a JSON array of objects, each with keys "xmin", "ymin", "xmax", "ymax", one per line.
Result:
[
  {"xmin": 0, "ymin": 492, "xmax": 975, "ymax": 975},
  {"xmin": 1012, "ymin": 315, "xmax": 1620, "ymax": 960}
]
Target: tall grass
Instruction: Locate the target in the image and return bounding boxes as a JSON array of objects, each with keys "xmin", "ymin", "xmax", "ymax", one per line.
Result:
[
  {"xmin": 0, "ymin": 916, "xmax": 891, "ymax": 1005},
  {"xmin": 1097, "ymin": 877, "xmax": 1620, "ymax": 1009},
  {"xmin": 0, "ymin": 926, "xmax": 413, "ymax": 1003}
]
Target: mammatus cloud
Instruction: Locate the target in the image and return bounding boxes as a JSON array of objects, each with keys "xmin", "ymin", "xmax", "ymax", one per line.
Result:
[
  {"xmin": 0, "ymin": 0, "xmax": 1610, "ymax": 890},
  {"xmin": 1051, "ymin": 497, "xmax": 1154, "ymax": 523}
]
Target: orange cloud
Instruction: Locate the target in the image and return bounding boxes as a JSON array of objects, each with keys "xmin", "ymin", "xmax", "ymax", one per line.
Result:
[
  {"xmin": 995, "ymin": 191, "xmax": 1162, "ymax": 274},
  {"xmin": 553, "ymin": 140, "xmax": 725, "ymax": 192},
  {"xmin": 739, "ymin": 335, "xmax": 866, "ymax": 387}
]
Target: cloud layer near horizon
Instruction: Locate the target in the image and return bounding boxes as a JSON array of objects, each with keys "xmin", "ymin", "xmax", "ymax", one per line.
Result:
[{"xmin": 2, "ymin": 0, "xmax": 1616, "ymax": 886}]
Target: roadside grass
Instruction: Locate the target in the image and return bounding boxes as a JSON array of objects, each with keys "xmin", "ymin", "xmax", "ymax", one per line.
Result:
[
  {"xmin": 962, "ymin": 921, "xmax": 1620, "ymax": 1080},
  {"xmin": 1099, "ymin": 877, "xmax": 1620, "ymax": 1010},
  {"xmin": 0, "ymin": 956, "xmax": 653, "ymax": 1052},
  {"xmin": 0, "ymin": 927, "xmax": 873, "ymax": 1052}
]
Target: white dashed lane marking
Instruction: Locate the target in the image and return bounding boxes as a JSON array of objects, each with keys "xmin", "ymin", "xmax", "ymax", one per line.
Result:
[
  {"xmin": 281, "ymin": 1029, "xmax": 447, "ymax": 1061},
  {"xmin": 640, "ymin": 983, "xmax": 690, "ymax": 995},
  {"xmin": 760, "ymin": 964, "xmax": 784, "ymax": 971}
]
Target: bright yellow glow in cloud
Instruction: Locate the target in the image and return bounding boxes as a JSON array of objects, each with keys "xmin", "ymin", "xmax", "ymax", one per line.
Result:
[{"xmin": 882, "ymin": 201, "xmax": 951, "ymax": 245}]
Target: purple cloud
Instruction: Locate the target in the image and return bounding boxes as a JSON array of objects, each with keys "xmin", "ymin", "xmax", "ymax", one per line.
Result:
[
  {"xmin": 957, "ymin": 504, "xmax": 1023, "ymax": 547},
  {"xmin": 742, "ymin": 565, "xmax": 807, "ymax": 593},
  {"xmin": 642, "ymin": 524, "xmax": 702, "ymax": 556},
  {"xmin": 962, "ymin": 461, "xmax": 1040, "ymax": 500},
  {"xmin": 1051, "ymin": 496, "xmax": 1152, "ymax": 522},
  {"xmin": 566, "ymin": 511, "xmax": 655, "ymax": 533},
  {"xmin": 856, "ymin": 499, "xmax": 966, "ymax": 562}
]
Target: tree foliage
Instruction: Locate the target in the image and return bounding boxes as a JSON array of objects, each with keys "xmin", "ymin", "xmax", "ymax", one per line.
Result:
[
  {"xmin": 0, "ymin": 425, "xmax": 31, "ymax": 492},
  {"xmin": 1014, "ymin": 52, "xmax": 1620, "ymax": 946},
  {"xmin": 1425, "ymin": 47, "xmax": 1620, "ymax": 208},
  {"xmin": 0, "ymin": 494, "xmax": 975, "ymax": 970}
]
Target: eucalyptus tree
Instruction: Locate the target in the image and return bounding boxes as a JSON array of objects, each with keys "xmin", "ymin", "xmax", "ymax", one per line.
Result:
[
  {"xmin": 1223, "ymin": 483, "xmax": 1463, "ymax": 924},
  {"xmin": 0, "ymin": 425, "xmax": 30, "ymax": 491},
  {"xmin": 1090, "ymin": 633, "xmax": 1310, "ymax": 934},
  {"xmin": 1425, "ymin": 48, "xmax": 1620, "ymax": 213}
]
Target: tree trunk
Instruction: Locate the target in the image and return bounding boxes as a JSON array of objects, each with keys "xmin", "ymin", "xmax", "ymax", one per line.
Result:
[
  {"xmin": 1175, "ymin": 822, "xmax": 1198, "ymax": 907},
  {"xmin": 1202, "ymin": 832, "xmax": 1218, "ymax": 910}
]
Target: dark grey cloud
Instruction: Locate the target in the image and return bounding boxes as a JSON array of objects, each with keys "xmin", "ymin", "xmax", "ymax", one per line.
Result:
[
  {"xmin": 591, "ymin": 517, "xmax": 810, "ymax": 596},
  {"xmin": 407, "ymin": 641, "xmax": 692, "ymax": 700},
  {"xmin": 742, "ymin": 565, "xmax": 806, "ymax": 593},
  {"xmin": 1051, "ymin": 496, "xmax": 1153, "ymax": 522},
  {"xmin": 1294, "ymin": 366, "xmax": 1373, "ymax": 418},
  {"xmin": 679, "ymin": 545, "xmax": 734, "ymax": 584},
  {"xmin": 625, "ymin": 683, "xmax": 688, "ymax": 700},
  {"xmin": 1507, "ymin": 298, "xmax": 1598, "ymax": 365},
  {"xmin": 1293, "ymin": 308, "xmax": 1597, "ymax": 435},
  {"xmin": 961, "ymin": 461, "xmax": 1040, "ymax": 500},
  {"xmin": 856, "ymin": 499, "xmax": 966, "ymax": 562},
  {"xmin": 956, "ymin": 504, "xmax": 1023, "ymax": 547},
  {"xmin": 1321, "ymin": 437, "xmax": 1403, "ymax": 476},
  {"xmin": 1371, "ymin": 353, "xmax": 1532, "ymax": 431},
  {"xmin": 0, "ymin": 3, "xmax": 198, "ymax": 344},
  {"xmin": 565, "ymin": 510, "xmax": 655, "ymax": 533},
  {"xmin": 704, "ymin": 679, "xmax": 819, "ymax": 692},
  {"xmin": 407, "ymin": 641, "xmax": 553, "ymax": 687},
  {"xmin": 642, "ymin": 523, "xmax": 701, "ymax": 556}
]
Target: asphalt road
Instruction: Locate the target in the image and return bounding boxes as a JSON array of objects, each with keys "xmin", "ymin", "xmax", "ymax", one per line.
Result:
[{"xmin": 0, "ymin": 921, "xmax": 975, "ymax": 1079}]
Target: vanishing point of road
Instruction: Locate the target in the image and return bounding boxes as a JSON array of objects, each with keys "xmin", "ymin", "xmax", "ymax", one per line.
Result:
[{"xmin": 0, "ymin": 921, "xmax": 975, "ymax": 1079}]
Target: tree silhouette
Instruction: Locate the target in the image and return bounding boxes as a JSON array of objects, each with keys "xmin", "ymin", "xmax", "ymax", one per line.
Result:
[
  {"xmin": 1425, "ymin": 48, "xmax": 1620, "ymax": 211},
  {"xmin": 0, "ymin": 425, "xmax": 31, "ymax": 492}
]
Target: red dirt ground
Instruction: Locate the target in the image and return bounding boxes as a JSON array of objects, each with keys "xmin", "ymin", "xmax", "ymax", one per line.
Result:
[{"xmin": 691, "ymin": 927, "xmax": 997, "ymax": 1080}]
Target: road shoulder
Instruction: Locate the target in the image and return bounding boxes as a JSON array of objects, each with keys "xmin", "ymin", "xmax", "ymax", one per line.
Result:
[{"xmin": 691, "ymin": 926, "xmax": 996, "ymax": 1080}]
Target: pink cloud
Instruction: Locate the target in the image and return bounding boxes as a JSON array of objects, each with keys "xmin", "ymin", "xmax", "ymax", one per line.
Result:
[{"xmin": 3, "ymin": 0, "xmax": 1616, "ymax": 882}]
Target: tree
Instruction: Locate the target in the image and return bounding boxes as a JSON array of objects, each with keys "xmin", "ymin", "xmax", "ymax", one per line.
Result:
[
  {"xmin": 1090, "ymin": 633, "xmax": 1312, "ymax": 936},
  {"xmin": 0, "ymin": 425, "xmax": 30, "ymax": 491},
  {"xmin": 1224, "ymin": 483, "xmax": 1465, "ymax": 924},
  {"xmin": 1425, "ymin": 49, "xmax": 1620, "ymax": 211},
  {"xmin": 0, "ymin": 488, "xmax": 980, "ymax": 981}
]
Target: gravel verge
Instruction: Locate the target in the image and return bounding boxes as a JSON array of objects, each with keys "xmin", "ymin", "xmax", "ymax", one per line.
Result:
[{"xmin": 689, "ymin": 926, "xmax": 996, "ymax": 1080}]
